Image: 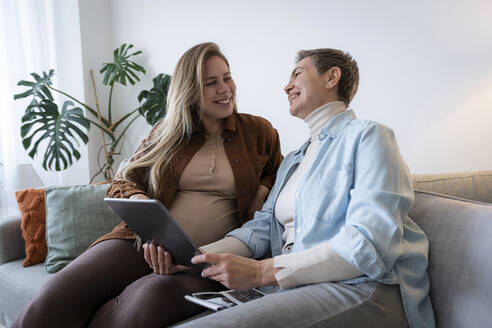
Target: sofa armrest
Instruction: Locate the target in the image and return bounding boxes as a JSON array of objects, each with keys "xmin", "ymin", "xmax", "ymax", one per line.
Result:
[{"xmin": 0, "ymin": 213, "xmax": 25, "ymax": 265}]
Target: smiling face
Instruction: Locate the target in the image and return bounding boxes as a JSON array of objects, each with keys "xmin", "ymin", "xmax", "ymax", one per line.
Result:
[
  {"xmin": 284, "ymin": 57, "xmax": 337, "ymax": 119},
  {"xmin": 201, "ymin": 55, "xmax": 236, "ymax": 130}
]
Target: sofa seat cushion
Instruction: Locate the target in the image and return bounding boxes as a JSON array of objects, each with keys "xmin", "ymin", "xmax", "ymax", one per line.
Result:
[
  {"xmin": 409, "ymin": 191, "xmax": 492, "ymax": 328},
  {"xmin": 0, "ymin": 260, "xmax": 52, "ymax": 324}
]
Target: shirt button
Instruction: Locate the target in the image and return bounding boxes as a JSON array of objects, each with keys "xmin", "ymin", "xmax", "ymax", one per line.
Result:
[
  {"xmin": 296, "ymin": 227, "xmax": 301, "ymax": 234},
  {"xmin": 240, "ymin": 189, "xmax": 246, "ymax": 195},
  {"xmin": 296, "ymin": 192, "xmax": 300, "ymax": 198},
  {"xmin": 233, "ymin": 159, "xmax": 240, "ymax": 164}
]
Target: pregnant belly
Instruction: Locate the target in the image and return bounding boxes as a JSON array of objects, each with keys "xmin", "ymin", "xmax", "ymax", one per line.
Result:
[{"xmin": 168, "ymin": 190, "xmax": 240, "ymax": 247}]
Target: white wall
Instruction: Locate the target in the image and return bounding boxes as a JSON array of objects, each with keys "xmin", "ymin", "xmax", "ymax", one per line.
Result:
[
  {"xmin": 79, "ymin": 0, "xmax": 114, "ymax": 181},
  {"xmin": 49, "ymin": 0, "xmax": 90, "ymax": 185},
  {"xmin": 80, "ymin": 0, "xmax": 492, "ymax": 176}
]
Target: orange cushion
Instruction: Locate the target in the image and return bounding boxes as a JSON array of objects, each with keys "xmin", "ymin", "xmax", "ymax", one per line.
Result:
[{"xmin": 15, "ymin": 188, "xmax": 47, "ymax": 267}]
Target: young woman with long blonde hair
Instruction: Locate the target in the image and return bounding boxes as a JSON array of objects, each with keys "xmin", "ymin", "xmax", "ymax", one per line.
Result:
[{"xmin": 13, "ymin": 42, "xmax": 282, "ymax": 328}]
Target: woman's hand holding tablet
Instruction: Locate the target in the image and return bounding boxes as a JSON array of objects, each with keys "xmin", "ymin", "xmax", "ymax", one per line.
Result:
[{"xmin": 143, "ymin": 242, "xmax": 191, "ymax": 275}]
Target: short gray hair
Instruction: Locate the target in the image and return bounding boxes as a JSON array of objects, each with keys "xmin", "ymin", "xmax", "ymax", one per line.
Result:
[{"xmin": 296, "ymin": 48, "xmax": 359, "ymax": 105}]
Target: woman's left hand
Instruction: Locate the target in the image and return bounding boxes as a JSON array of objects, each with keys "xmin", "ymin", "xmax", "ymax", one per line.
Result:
[
  {"xmin": 191, "ymin": 253, "xmax": 280, "ymax": 290},
  {"xmin": 247, "ymin": 185, "xmax": 270, "ymax": 219},
  {"xmin": 143, "ymin": 242, "xmax": 190, "ymax": 275}
]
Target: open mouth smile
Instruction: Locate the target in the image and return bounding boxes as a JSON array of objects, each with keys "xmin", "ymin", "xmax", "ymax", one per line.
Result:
[
  {"xmin": 214, "ymin": 96, "xmax": 232, "ymax": 105},
  {"xmin": 288, "ymin": 92, "xmax": 300, "ymax": 104}
]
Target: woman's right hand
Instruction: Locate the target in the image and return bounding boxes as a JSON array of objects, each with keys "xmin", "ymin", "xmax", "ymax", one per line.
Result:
[{"xmin": 142, "ymin": 242, "xmax": 190, "ymax": 275}]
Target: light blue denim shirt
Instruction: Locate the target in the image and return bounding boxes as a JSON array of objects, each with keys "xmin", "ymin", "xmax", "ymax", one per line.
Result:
[{"xmin": 227, "ymin": 109, "xmax": 435, "ymax": 328}]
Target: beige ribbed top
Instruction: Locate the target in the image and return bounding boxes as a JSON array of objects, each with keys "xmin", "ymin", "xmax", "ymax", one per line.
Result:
[{"xmin": 168, "ymin": 133, "xmax": 240, "ymax": 247}]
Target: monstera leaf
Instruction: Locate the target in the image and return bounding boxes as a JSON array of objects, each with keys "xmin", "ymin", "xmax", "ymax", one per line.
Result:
[
  {"xmin": 14, "ymin": 70, "xmax": 55, "ymax": 101},
  {"xmin": 100, "ymin": 43, "xmax": 146, "ymax": 86},
  {"xmin": 138, "ymin": 73, "xmax": 171, "ymax": 125},
  {"xmin": 20, "ymin": 99, "xmax": 90, "ymax": 171}
]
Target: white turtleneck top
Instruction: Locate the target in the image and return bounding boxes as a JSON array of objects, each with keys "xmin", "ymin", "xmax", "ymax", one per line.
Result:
[
  {"xmin": 202, "ymin": 101, "xmax": 363, "ymax": 289},
  {"xmin": 275, "ymin": 101, "xmax": 346, "ymax": 250}
]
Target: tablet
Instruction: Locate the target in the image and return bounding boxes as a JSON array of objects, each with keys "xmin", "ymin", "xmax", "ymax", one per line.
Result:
[{"xmin": 104, "ymin": 198, "xmax": 205, "ymax": 269}]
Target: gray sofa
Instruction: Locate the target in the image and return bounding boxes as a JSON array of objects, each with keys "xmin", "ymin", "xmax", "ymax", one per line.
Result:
[{"xmin": 1, "ymin": 171, "xmax": 491, "ymax": 327}]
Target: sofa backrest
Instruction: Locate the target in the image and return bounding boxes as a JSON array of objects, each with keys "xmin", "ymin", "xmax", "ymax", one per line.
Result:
[
  {"xmin": 412, "ymin": 171, "xmax": 492, "ymax": 204},
  {"xmin": 409, "ymin": 191, "xmax": 492, "ymax": 328}
]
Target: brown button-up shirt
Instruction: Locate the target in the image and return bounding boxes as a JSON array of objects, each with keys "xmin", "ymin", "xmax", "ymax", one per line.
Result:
[{"xmin": 92, "ymin": 113, "xmax": 283, "ymax": 245}]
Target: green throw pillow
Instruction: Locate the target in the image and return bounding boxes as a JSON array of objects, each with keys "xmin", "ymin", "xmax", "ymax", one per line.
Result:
[{"xmin": 44, "ymin": 184, "xmax": 121, "ymax": 273}]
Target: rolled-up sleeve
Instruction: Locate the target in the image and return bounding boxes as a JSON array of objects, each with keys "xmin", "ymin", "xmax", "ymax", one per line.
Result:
[
  {"xmin": 329, "ymin": 123, "xmax": 414, "ymax": 279},
  {"xmin": 273, "ymin": 241, "xmax": 362, "ymax": 289},
  {"xmin": 106, "ymin": 179, "xmax": 148, "ymax": 199}
]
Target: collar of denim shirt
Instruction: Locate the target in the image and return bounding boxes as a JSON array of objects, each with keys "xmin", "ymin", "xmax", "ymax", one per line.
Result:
[{"xmin": 293, "ymin": 109, "xmax": 356, "ymax": 157}]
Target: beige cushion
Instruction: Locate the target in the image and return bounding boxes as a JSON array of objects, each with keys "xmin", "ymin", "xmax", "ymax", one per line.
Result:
[{"xmin": 412, "ymin": 171, "xmax": 492, "ymax": 204}]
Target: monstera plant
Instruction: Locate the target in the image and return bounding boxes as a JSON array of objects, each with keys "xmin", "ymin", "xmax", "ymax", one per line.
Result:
[{"xmin": 14, "ymin": 44, "xmax": 171, "ymax": 182}]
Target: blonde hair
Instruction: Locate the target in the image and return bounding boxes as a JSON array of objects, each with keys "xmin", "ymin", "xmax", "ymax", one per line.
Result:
[{"xmin": 118, "ymin": 42, "xmax": 237, "ymax": 197}]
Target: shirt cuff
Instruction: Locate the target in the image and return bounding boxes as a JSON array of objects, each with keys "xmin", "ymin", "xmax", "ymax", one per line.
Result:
[
  {"xmin": 200, "ymin": 237, "xmax": 253, "ymax": 258},
  {"xmin": 273, "ymin": 242, "xmax": 363, "ymax": 289}
]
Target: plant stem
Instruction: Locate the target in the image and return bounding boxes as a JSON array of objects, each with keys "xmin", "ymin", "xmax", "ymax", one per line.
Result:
[
  {"xmin": 48, "ymin": 85, "xmax": 96, "ymax": 116},
  {"xmin": 112, "ymin": 112, "xmax": 140, "ymax": 150},
  {"xmin": 108, "ymin": 84, "xmax": 114, "ymax": 122},
  {"xmin": 87, "ymin": 119, "xmax": 115, "ymax": 138},
  {"xmin": 89, "ymin": 165, "xmax": 106, "ymax": 184},
  {"xmin": 47, "ymin": 85, "xmax": 111, "ymax": 127},
  {"xmin": 90, "ymin": 69, "xmax": 112, "ymax": 180},
  {"xmin": 112, "ymin": 107, "xmax": 140, "ymax": 130}
]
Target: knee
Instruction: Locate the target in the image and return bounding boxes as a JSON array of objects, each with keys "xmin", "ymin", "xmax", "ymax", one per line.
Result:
[
  {"xmin": 13, "ymin": 273, "xmax": 85, "ymax": 328},
  {"xmin": 13, "ymin": 287, "xmax": 62, "ymax": 328},
  {"xmin": 126, "ymin": 275, "xmax": 183, "ymax": 316},
  {"xmin": 90, "ymin": 275, "xmax": 184, "ymax": 327}
]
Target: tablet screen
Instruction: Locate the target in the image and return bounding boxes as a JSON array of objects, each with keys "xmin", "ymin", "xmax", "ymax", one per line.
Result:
[{"xmin": 104, "ymin": 198, "xmax": 205, "ymax": 269}]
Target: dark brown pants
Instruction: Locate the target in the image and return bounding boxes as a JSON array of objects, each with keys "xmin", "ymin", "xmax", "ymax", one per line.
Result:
[{"xmin": 12, "ymin": 239, "xmax": 224, "ymax": 328}]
